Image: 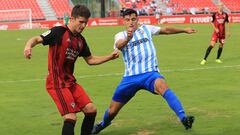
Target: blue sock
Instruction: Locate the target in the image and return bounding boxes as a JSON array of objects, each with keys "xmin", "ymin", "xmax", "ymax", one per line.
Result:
[
  {"xmin": 163, "ymin": 89, "xmax": 186, "ymax": 121},
  {"xmin": 100, "ymin": 109, "xmax": 114, "ymax": 127}
]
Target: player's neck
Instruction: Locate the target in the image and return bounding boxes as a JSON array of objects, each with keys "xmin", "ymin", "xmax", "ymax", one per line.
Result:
[
  {"xmin": 218, "ymin": 10, "xmax": 223, "ymax": 14},
  {"xmin": 67, "ymin": 25, "xmax": 78, "ymax": 36}
]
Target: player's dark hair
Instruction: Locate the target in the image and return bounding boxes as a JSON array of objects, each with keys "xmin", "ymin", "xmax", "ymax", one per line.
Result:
[
  {"xmin": 71, "ymin": 4, "xmax": 91, "ymax": 19},
  {"xmin": 123, "ymin": 8, "xmax": 138, "ymax": 17}
]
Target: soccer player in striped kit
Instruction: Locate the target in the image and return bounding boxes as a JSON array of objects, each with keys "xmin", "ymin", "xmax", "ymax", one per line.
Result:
[
  {"xmin": 24, "ymin": 5, "xmax": 119, "ymax": 135},
  {"xmin": 200, "ymin": 2, "xmax": 230, "ymax": 65},
  {"xmin": 92, "ymin": 8, "xmax": 196, "ymax": 134}
]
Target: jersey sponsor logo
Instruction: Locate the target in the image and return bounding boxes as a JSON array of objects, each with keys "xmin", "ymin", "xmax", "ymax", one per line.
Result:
[
  {"xmin": 65, "ymin": 48, "xmax": 80, "ymax": 60},
  {"xmin": 217, "ymin": 19, "xmax": 225, "ymax": 24},
  {"xmin": 41, "ymin": 30, "xmax": 51, "ymax": 37},
  {"xmin": 131, "ymin": 38, "xmax": 149, "ymax": 46}
]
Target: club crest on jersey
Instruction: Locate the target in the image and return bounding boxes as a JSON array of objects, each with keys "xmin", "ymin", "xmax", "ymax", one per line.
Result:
[
  {"xmin": 66, "ymin": 38, "xmax": 71, "ymax": 42},
  {"xmin": 71, "ymin": 102, "xmax": 76, "ymax": 108},
  {"xmin": 138, "ymin": 28, "xmax": 144, "ymax": 34},
  {"xmin": 41, "ymin": 30, "xmax": 51, "ymax": 37}
]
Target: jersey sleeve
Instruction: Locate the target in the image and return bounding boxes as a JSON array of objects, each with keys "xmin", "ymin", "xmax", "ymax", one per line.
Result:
[
  {"xmin": 40, "ymin": 26, "xmax": 65, "ymax": 46},
  {"xmin": 211, "ymin": 13, "xmax": 216, "ymax": 23},
  {"xmin": 79, "ymin": 37, "xmax": 91, "ymax": 57},
  {"xmin": 114, "ymin": 32, "xmax": 126, "ymax": 50},
  {"xmin": 145, "ymin": 25, "xmax": 161, "ymax": 35},
  {"xmin": 225, "ymin": 13, "xmax": 229, "ymax": 23}
]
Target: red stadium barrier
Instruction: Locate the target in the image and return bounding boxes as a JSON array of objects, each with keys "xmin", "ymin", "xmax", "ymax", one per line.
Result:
[{"xmin": 0, "ymin": 14, "xmax": 239, "ymax": 30}]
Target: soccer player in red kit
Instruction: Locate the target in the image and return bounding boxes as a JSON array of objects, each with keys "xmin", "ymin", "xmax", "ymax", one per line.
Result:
[
  {"xmin": 200, "ymin": 2, "xmax": 230, "ymax": 65},
  {"xmin": 23, "ymin": 4, "xmax": 119, "ymax": 135}
]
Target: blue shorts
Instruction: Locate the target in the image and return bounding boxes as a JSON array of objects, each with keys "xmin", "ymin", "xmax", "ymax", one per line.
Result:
[{"xmin": 112, "ymin": 71, "xmax": 164, "ymax": 104}]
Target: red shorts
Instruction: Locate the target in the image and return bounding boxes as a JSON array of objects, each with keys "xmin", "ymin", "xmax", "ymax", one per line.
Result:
[
  {"xmin": 47, "ymin": 83, "xmax": 92, "ymax": 116},
  {"xmin": 211, "ymin": 33, "xmax": 225, "ymax": 44}
]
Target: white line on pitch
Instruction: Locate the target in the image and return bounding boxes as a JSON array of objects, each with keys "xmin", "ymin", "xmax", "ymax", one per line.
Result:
[{"xmin": 0, "ymin": 64, "xmax": 239, "ymax": 84}]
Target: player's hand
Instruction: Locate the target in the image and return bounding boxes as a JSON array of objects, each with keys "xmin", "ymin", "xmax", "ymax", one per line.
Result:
[
  {"xmin": 127, "ymin": 27, "xmax": 134, "ymax": 41},
  {"xmin": 24, "ymin": 47, "xmax": 32, "ymax": 59},
  {"xmin": 215, "ymin": 28, "xmax": 219, "ymax": 33},
  {"xmin": 111, "ymin": 50, "xmax": 120, "ymax": 60},
  {"xmin": 184, "ymin": 28, "xmax": 197, "ymax": 34}
]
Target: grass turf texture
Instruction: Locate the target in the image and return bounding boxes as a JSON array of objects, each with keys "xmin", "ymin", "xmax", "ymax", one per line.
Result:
[{"xmin": 0, "ymin": 24, "xmax": 240, "ymax": 135}]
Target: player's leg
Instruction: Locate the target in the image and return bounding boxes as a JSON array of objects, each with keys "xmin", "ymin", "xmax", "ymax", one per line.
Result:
[
  {"xmin": 71, "ymin": 84, "xmax": 96, "ymax": 135},
  {"xmin": 92, "ymin": 101, "xmax": 125, "ymax": 134},
  {"xmin": 154, "ymin": 78, "xmax": 186, "ymax": 119},
  {"xmin": 154, "ymin": 78, "xmax": 194, "ymax": 129},
  {"xmin": 47, "ymin": 87, "xmax": 79, "ymax": 135},
  {"xmin": 92, "ymin": 77, "xmax": 138, "ymax": 134},
  {"xmin": 216, "ymin": 39, "xmax": 224, "ymax": 63},
  {"xmin": 81, "ymin": 103, "xmax": 97, "ymax": 135},
  {"xmin": 201, "ymin": 34, "xmax": 217, "ymax": 65},
  {"xmin": 143, "ymin": 72, "xmax": 194, "ymax": 129},
  {"xmin": 62, "ymin": 113, "xmax": 77, "ymax": 135}
]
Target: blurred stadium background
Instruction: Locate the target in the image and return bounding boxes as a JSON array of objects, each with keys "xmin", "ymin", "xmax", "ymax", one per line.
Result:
[{"xmin": 0, "ymin": 0, "xmax": 240, "ymax": 30}]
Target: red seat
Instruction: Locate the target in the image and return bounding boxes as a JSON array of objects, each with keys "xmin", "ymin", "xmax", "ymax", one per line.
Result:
[
  {"xmin": 0, "ymin": 0, "xmax": 45, "ymax": 20},
  {"xmin": 48, "ymin": 0, "xmax": 72, "ymax": 19},
  {"xmin": 118, "ymin": 0, "xmax": 151, "ymax": 9},
  {"xmin": 169, "ymin": 0, "xmax": 217, "ymax": 14},
  {"xmin": 221, "ymin": 0, "xmax": 240, "ymax": 12}
]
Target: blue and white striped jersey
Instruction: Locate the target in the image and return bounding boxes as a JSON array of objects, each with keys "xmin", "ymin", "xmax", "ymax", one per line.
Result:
[{"xmin": 114, "ymin": 25, "xmax": 161, "ymax": 77}]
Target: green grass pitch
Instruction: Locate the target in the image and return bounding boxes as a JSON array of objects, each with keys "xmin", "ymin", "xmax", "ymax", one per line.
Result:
[{"xmin": 0, "ymin": 24, "xmax": 240, "ymax": 135}]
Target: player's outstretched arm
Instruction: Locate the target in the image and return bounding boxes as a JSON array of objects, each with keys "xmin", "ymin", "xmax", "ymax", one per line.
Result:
[
  {"xmin": 159, "ymin": 27, "xmax": 196, "ymax": 35},
  {"xmin": 83, "ymin": 50, "xmax": 120, "ymax": 65},
  {"xmin": 211, "ymin": 22, "xmax": 219, "ymax": 33},
  {"xmin": 24, "ymin": 36, "xmax": 43, "ymax": 59}
]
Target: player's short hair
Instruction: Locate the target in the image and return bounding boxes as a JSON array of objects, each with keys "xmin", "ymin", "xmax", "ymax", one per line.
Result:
[
  {"xmin": 71, "ymin": 4, "xmax": 91, "ymax": 19},
  {"xmin": 123, "ymin": 8, "xmax": 138, "ymax": 17}
]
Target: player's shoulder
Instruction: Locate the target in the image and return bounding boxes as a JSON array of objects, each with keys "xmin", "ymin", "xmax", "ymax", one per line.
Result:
[
  {"xmin": 141, "ymin": 24, "xmax": 160, "ymax": 29},
  {"xmin": 212, "ymin": 12, "xmax": 217, "ymax": 16},
  {"xmin": 115, "ymin": 31, "xmax": 126, "ymax": 37},
  {"xmin": 42, "ymin": 26, "xmax": 67, "ymax": 37},
  {"xmin": 79, "ymin": 34, "xmax": 87, "ymax": 42},
  {"xmin": 140, "ymin": 24, "xmax": 150, "ymax": 29},
  {"xmin": 223, "ymin": 12, "xmax": 228, "ymax": 16},
  {"xmin": 50, "ymin": 26, "xmax": 67, "ymax": 33}
]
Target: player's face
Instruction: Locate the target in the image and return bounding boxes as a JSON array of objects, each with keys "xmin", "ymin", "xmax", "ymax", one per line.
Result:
[
  {"xmin": 124, "ymin": 13, "xmax": 138, "ymax": 31},
  {"xmin": 217, "ymin": 3, "xmax": 224, "ymax": 12},
  {"xmin": 71, "ymin": 16, "xmax": 88, "ymax": 34}
]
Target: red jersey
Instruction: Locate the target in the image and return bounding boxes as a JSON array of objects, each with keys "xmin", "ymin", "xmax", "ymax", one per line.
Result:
[
  {"xmin": 212, "ymin": 12, "xmax": 229, "ymax": 37},
  {"xmin": 40, "ymin": 26, "xmax": 91, "ymax": 89}
]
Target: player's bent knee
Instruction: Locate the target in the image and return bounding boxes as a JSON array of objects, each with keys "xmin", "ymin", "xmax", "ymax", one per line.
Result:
[
  {"xmin": 154, "ymin": 78, "xmax": 169, "ymax": 95},
  {"xmin": 63, "ymin": 113, "xmax": 77, "ymax": 121},
  {"xmin": 210, "ymin": 41, "xmax": 216, "ymax": 47},
  {"xmin": 82, "ymin": 103, "xmax": 97, "ymax": 114}
]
